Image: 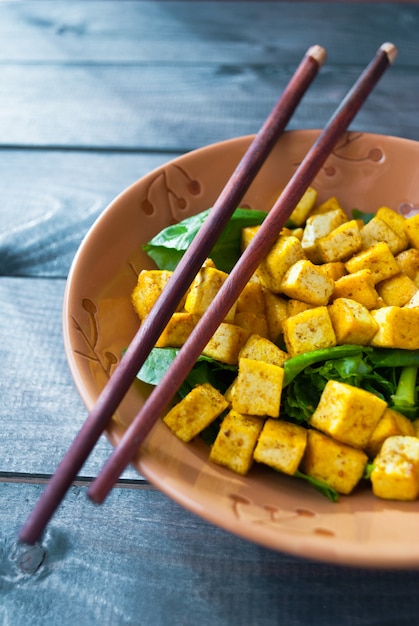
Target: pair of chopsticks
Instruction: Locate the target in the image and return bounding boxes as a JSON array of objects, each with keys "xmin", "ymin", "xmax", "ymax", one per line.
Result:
[{"xmin": 19, "ymin": 42, "xmax": 397, "ymax": 545}]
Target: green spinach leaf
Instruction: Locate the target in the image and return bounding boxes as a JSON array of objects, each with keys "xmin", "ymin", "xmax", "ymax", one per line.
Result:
[{"xmin": 143, "ymin": 207, "xmax": 267, "ymax": 273}]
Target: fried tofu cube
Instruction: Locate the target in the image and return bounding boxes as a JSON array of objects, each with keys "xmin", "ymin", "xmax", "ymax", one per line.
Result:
[
  {"xmin": 317, "ymin": 219, "xmax": 363, "ymax": 263},
  {"xmin": 234, "ymin": 311, "xmax": 269, "ymax": 338},
  {"xmin": 280, "ymin": 259, "xmax": 335, "ymax": 306},
  {"xmin": 287, "ymin": 186, "xmax": 318, "ymax": 226},
  {"xmin": 318, "ymin": 261, "xmax": 347, "ymax": 281},
  {"xmin": 224, "ymin": 378, "xmax": 237, "ymax": 404},
  {"xmin": 132, "ymin": 269, "xmax": 176, "ymax": 320},
  {"xmin": 370, "ymin": 306, "xmax": 419, "ymax": 349},
  {"xmin": 209, "ymin": 410, "xmax": 264, "ymax": 475},
  {"xmin": 156, "ymin": 312, "xmax": 200, "ymax": 347},
  {"xmin": 366, "ymin": 408, "xmax": 415, "ymax": 458},
  {"xmin": 203, "ymin": 323, "xmax": 250, "ymax": 364},
  {"xmin": 236, "ymin": 281, "xmax": 265, "ymax": 314},
  {"xmin": 163, "ymin": 383, "xmax": 229, "ymax": 442},
  {"xmin": 301, "ymin": 429, "xmax": 368, "ymax": 495},
  {"xmin": 311, "ymin": 195, "xmax": 345, "ymax": 216},
  {"xmin": 287, "ymin": 299, "xmax": 314, "ymax": 317},
  {"xmin": 332, "ymin": 269, "xmax": 379, "ymax": 309},
  {"xmin": 288, "ymin": 227, "xmax": 304, "ymax": 240},
  {"xmin": 344, "ymin": 242, "xmax": 400, "ymax": 284},
  {"xmin": 310, "ymin": 380, "xmax": 387, "ymax": 449},
  {"xmin": 376, "ymin": 207, "xmax": 408, "ymax": 246},
  {"xmin": 404, "ymin": 291, "xmax": 419, "ymax": 308},
  {"xmin": 396, "ymin": 248, "xmax": 419, "ymax": 281},
  {"xmin": 282, "ymin": 306, "xmax": 336, "ymax": 357},
  {"xmin": 376, "ymin": 272, "xmax": 418, "ymax": 307},
  {"xmin": 405, "ymin": 213, "xmax": 419, "ymax": 249},
  {"xmin": 263, "ymin": 290, "xmax": 288, "ymax": 342},
  {"xmin": 239, "ymin": 334, "xmax": 288, "ymax": 366},
  {"xmin": 253, "ymin": 419, "xmax": 307, "ymax": 475},
  {"xmin": 241, "ymin": 225, "xmax": 260, "ymax": 251},
  {"xmin": 258, "ymin": 235, "xmax": 305, "ymax": 292},
  {"xmin": 370, "ymin": 436, "xmax": 419, "ymax": 500},
  {"xmin": 328, "ymin": 297, "xmax": 379, "ymax": 345},
  {"xmin": 413, "ymin": 419, "xmax": 419, "ymax": 438},
  {"xmin": 301, "ymin": 209, "xmax": 347, "ymax": 263},
  {"xmin": 360, "ymin": 216, "xmax": 407, "ymax": 255},
  {"xmin": 232, "ymin": 357, "xmax": 284, "ymax": 417},
  {"xmin": 185, "ymin": 266, "xmax": 236, "ymax": 322}
]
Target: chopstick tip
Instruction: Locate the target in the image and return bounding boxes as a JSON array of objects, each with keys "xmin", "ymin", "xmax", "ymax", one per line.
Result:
[
  {"xmin": 307, "ymin": 45, "xmax": 327, "ymax": 67},
  {"xmin": 380, "ymin": 42, "xmax": 398, "ymax": 65}
]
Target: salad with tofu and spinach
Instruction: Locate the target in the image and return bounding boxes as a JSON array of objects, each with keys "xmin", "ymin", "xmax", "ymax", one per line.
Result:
[{"xmin": 131, "ymin": 188, "xmax": 419, "ymax": 503}]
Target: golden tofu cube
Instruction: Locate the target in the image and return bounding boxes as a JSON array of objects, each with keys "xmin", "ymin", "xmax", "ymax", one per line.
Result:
[
  {"xmin": 317, "ymin": 219, "xmax": 363, "ymax": 263},
  {"xmin": 263, "ymin": 290, "xmax": 288, "ymax": 342},
  {"xmin": 239, "ymin": 334, "xmax": 289, "ymax": 366},
  {"xmin": 288, "ymin": 227, "xmax": 304, "ymax": 240},
  {"xmin": 209, "ymin": 410, "xmax": 264, "ymax": 475},
  {"xmin": 360, "ymin": 216, "xmax": 408, "ymax": 255},
  {"xmin": 241, "ymin": 225, "xmax": 260, "ymax": 252},
  {"xmin": 396, "ymin": 248, "xmax": 419, "ymax": 280},
  {"xmin": 366, "ymin": 408, "xmax": 415, "ymax": 458},
  {"xmin": 253, "ymin": 419, "xmax": 307, "ymax": 475},
  {"xmin": 258, "ymin": 235, "xmax": 305, "ymax": 293},
  {"xmin": 404, "ymin": 291, "xmax": 419, "ymax": 308},
  {"xmin": 311, "ymin": 195, "xmax": 344, "ymax": 216},
  {"xmin": 280, "ymin": 259, "xmax": 335, "ymax": 305},
  {"xmin": 282, "ymin": 306, "xmax": 336, "ymax": 357},
  {"xmin": 156, "ymin": 312, "xmax": 200, "ymax": 348},
  {"xmin": 413, "ymin": 419, "xmax": 419, "ymax": 437},
  {"xmin": 185, "ymin": 266, "xmax": 236, "ymax": 322},
  {"xmin": 301, "ymin": 208, "xmax": 347, "ymax": 263},
  {"xmin": 287, "ymin": 186, "xmax": 318, "ymax": 226},
  {"xmin": 224, "ymin": 378, "xmax": 237, "ymax": 404},
  {"xmin": 236, "ymin": 281, "xmax": 265, "ymax": 314},
  {"xmin": 318, "ymin": 261, "xmax": 347, "ymax": 281},
  {"xmin": 344, "ymin": 242, "xmax": 400, "ymax": 284},
  {"xmin": 163, "ymin": 383, "xmax": 229, "ymax": 442},
  {"xmin": 370, "ymin": 306, "xmax": 419, "ymax": 349},
  {"xmin": 287, "ymin": 299, "xmax": 314, "ymax": 317},
  {"xmin": 376, "ymin": 206, "xmax": 408, "ymax": 245},
  {"xmin": 131, "ymin": 269, "xmax": 175, "ymax": 320},
  {"xmin": 332, "ymin": 269, "xmax": 379, "ymax": 310},
  {"xmin": 371, "ymin": 436, "xmax": 419, "ymax": 501},
  {"xmin": 234, "ymin": 311, "xmax": 269, "ymax": 338},
  {"xmin": 310, "ymin": 380, "xmax": 387, "ymax": 449},
  {"xmin": 328, "ymin": 297, "xmax": 378, "ymax": 345},
  {"xmin": 405, "ymin": 213, "xmax": 419, "ymax": 249},
  {"xmin": 301, "ymin": 429, "xmax": 368, "ymax": 495},
  {"xmin": 376, "ymin": 272, "xmax": 418, "ymax": 307},
  {"xmin": 203, "ymin": 323, "xmax": 250, "ymax": 365},
  {"xmin": 232, "ymin": 357, "xmax": 284, "ymax": 418}
]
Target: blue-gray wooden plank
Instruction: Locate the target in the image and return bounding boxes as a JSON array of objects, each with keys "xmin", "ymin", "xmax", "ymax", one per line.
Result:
[{"xmin": 2, "ymin": 482, "xmax": 419, "ymax": 626}]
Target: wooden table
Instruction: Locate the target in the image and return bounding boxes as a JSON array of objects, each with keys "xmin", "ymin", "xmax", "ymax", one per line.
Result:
[{"xmin": 2, "ymin": 2, "xmax": 419, "ymax": 624}]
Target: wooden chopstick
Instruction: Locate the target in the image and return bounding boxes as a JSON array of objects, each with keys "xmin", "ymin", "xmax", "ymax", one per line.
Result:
[
  {"xmin": 86, "ymin": 42, "xmax": 397, "ymax": 506},
  {"xmin": 19, "ymin": 45, "xmax": 326, "ymax": 545}
]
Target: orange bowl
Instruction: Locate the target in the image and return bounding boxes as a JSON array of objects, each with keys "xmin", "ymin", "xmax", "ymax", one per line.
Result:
[{"xmin": 63, "ymin": 130, "xmax": 419, "ymax": 568}]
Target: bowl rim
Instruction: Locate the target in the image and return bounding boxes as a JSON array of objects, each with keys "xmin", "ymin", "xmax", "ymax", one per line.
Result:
[{"xmin": 63, "ymin": 129, "xmax": 419, "ymax": 569}]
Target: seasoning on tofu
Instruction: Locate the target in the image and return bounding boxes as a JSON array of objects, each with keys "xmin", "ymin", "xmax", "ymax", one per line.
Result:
[{"xmin": 134, "ymin": 190, "xmax": 419, "ymax": 503}]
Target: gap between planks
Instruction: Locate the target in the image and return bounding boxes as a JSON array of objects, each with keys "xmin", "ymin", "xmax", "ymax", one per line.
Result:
[{"xmin": 0, "ymin": 471, "xmax": 151, "ymax": 489}]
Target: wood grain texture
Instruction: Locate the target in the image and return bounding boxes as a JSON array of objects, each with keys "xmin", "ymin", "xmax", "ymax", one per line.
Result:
[
  {"xmin": 0, "ymin": 276, "xmax": 140, "ymax": 480},
  {"xmin": 3, "ymin": 482, "xmax": 419, "ymax": 626},
  {"xmin": 0, "ymin": 151, "xmax": 178, "ymax": 277},
  {"xmin": 2, "ymin": 2, "xmax": 419, "ymax": 624},
  {"xmin": 0, "ymin": 4, "xmax": 418, "ymax": 150}
]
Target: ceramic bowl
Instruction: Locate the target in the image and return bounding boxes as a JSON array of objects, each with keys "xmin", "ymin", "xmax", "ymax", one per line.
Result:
[{"xmin": 63, "ymin": 129, "xmax": 419, "ymax": 568}]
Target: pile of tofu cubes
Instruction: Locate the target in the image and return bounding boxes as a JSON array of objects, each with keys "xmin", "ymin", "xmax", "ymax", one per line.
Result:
[{"xmin": 132, "ymin": 188, "xmax": 419, "ymax": 501}]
